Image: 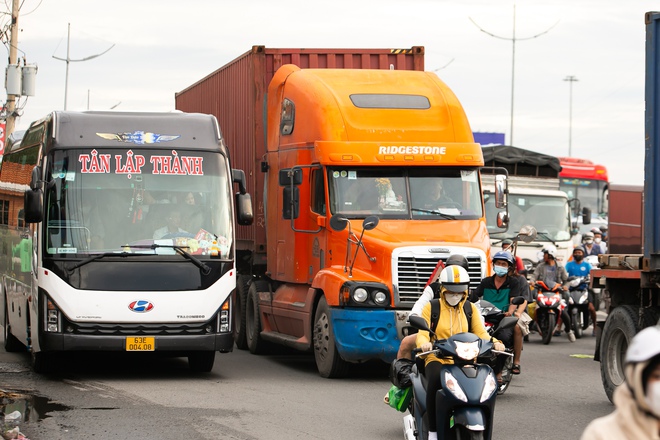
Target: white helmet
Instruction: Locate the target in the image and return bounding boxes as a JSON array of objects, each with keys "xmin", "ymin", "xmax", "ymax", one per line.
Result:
[
  {"xmin": 542, "ymin": 245, "xmax": 557, "ymax": 259},
  {"xmin": 439, "ymin": 265, "xmax": 470, "ymax": 293},
  {"xmin": 624, "ymin": 326, "xmax": 660, "ymax": 413}
]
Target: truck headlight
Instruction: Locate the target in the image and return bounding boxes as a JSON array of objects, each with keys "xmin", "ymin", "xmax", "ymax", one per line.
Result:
[
  {"xmin": 353, "ymin": 288, "xmax": 369, "ymax": 303},
  {"xmin": 373, "ymin": 290, "xmax": 388, "ymax": 305}
]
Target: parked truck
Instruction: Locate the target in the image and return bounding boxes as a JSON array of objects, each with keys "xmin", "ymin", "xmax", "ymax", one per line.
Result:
[
  {"xmin": 176, "ymin": 46, "xmax": 499, "ymax": 377},
  {"xmin": 481, "ymin": 145, "xmax": 583, "ymax": 270},
  {"xmin": 591, "ymin": 12, "xmax": 660, "ymax": 402}
]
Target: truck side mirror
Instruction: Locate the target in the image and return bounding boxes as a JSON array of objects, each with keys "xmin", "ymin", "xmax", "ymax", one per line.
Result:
[
  {"xmin": 582, "ymin": 207, "xmax": 591, "ymax": 225},
  {"xmin": 278, "ymin": 168, "xmax": 303, "ymax": 186},
  {"xmin": 496, "ymin": 211, "xmax": 509, "ymax": 228},
  {"xmin": 494, "ymin": 174, "xmax": 507, "ymax": 209},
  {"xmin": 282, "ymin": 187, "xmax": 299, "ymax": 220}
]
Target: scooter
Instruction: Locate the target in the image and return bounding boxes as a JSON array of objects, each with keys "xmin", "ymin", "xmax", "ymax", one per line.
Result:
[
  {"xmin": 566, "ymin": 276, "xmax": 590, "ymax": 339},
  {"xmin": 478, "ymin": 296, "xmax": 526, "ymax": 395},
  {"xmin": 585, "ymin": 255, "xmax": 602, "ymax": 312},
  {"xmin": 403, "ymin": 315, "xmax": 518, "ymax": 440},
  {"xmin": 532, "ymin": 280, "xmax": 565, "ymax": 345}
]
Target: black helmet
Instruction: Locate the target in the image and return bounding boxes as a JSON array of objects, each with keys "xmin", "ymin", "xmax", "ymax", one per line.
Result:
[{"xmin": 445, "ymin": 254, "xmax": 469, "ymax": 272}]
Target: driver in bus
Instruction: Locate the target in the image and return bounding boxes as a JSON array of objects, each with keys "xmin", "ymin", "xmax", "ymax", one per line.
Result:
[{"xmin": 153, "ymin": 209, "xmax": 189, "ymax": 239}]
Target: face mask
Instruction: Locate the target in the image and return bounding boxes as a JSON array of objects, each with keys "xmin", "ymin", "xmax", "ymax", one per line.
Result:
[
  {"xmin": 445, "ymin": 293, "xmax": 463, "ymax": 306},
  {"xmin": 493, "ymin": 266, "xmax": 509, "ymax": 277},
  {"xmin": 594, "ymin": 238, "xmax": 602, "ymax": 244},
  {"xmin": 584, "ymin": 239, "xmax": 594, "ymax": 245},
  {"xmin": 645, "ymin": 381, "xmax": 660, "ymax": 418},
  {"xmin": 573, "ymin": 255, "xmax": 584, "ymax": 262}
]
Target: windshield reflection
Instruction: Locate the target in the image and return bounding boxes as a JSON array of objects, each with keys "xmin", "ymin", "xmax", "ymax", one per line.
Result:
[
  {"xmin": 328, "ymin": 167, "xmax": 482, "ymax": 219},
  {"xmin": 44, "ymin": 149, "xmax": 233, "ymax": 258},
  {"xmin": 485, "ymin": 193, "xmax": 571, "ymax": 241}
]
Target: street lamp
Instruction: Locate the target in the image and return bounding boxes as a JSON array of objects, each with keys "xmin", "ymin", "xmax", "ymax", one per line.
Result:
[
  {"xmin": 564, "ymin": 75, "xmax": 578, "ymax": 157},
  {"xmin": 52, "ymin": 23, "xmax": 114, "ymax": 110}
]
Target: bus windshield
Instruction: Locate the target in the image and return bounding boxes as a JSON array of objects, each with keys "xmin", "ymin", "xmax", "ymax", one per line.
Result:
[
  {"xmin": 327, "ymin": 167, "xmax": 483, "ymax": 219},
  {"xmin": 485, "ymin": 193, "xmax": 571, "ymax": 242},
  {"xmin": 43, "ymin": 148, "xmax": 233, "ymax": 258},
  {"xmin": 559, "ymin": 178, "xmax": 608, "ymax": 217}
]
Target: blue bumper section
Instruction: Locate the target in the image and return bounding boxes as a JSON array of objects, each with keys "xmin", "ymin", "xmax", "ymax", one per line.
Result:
[{"xmin": 330, "ymin": 308, "xmax": 399, "ymax": 363}]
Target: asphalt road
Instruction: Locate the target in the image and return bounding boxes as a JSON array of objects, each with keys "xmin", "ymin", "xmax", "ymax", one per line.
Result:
[{"xmin": 0, "ymin": 327, "xmax": 613, "ymax": 440}]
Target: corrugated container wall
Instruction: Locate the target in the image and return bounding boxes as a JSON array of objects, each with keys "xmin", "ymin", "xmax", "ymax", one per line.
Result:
[{"xmin": 175, "ymin": 45, "xmax": 425, "ymax": 263}]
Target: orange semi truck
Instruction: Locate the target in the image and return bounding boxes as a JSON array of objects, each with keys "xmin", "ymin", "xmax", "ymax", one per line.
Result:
[{"xmin": 176, "ymin": 47, "xmax": 496, "ymax": 377}]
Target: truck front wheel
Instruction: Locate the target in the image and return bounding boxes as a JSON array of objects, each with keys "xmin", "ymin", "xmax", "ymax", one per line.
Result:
[
  {"xmin": 600, "ymin": 305, "xmax": 637, "ymax": 403},
  {"xmin": 246, "ymin": 280, "xmax": 270, "ymax": 355},
  {"xmin": 313, "ymin": 296, "xmax": 350, "ymax": 378}
]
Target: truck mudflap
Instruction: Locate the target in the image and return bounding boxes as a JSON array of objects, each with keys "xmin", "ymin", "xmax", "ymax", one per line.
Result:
[{"xmin": 329, "ymin": 308, "xmax": 400, "ymax": 363}]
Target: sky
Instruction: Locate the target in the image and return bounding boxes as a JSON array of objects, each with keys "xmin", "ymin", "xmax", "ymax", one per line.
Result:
[{"xmin": 2, "ymin": 0, "xmax": 656, "ymax": 185}]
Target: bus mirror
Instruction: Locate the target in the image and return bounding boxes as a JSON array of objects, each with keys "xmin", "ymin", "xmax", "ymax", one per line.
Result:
[
  {"xmin": 279, "ymin": 168, "xmax": 303, "ymax": 186},
  {"xmin": 496, "ymin": 211, "xmax": 509, "ymax": 228},
  {"xmin": 582, "ymin": 207, "xmax": 592, "ymax": 225},
  {"xmin": 30, "ymin": 166, "xmax": 42, "ymax": 191},
  {"xmin": 282, "ymin": 186, "xmax": 299, "ymax": 220},
  {"xmin": 24, "ymin": 189, "xmax": 43, "ymax": 223},
  {"xmin": 235, "ymin": 192, "xmax": 254, "ymax": 226},
  {"xmin": 232, "ymin": 169, "xmax": 248, "ymax": 195},
  {"xmin": 494, "ymin": 174, "xmax": 507, "ymax": 209}
]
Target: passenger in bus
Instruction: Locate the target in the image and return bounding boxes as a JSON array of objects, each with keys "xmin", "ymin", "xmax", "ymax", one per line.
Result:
[{"xmin": 182, "ymin": 192, "xmax": 204, "ymax": 233}]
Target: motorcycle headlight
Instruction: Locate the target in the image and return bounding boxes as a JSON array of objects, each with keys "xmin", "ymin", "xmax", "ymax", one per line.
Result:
[
  {"xmin": 455, "ymin": 340, "xmax": 480, "ymax": 361},
  {"xmin": 444, "ymin": 371, "xmax": 468, "ymax": 402},
  {"xmin": 353, "ymin": 287, "xmax": 368, "ymax": 303},
  {"xmin": 480, "ymin": 372, "xmax": 497, "ymax": 402}
]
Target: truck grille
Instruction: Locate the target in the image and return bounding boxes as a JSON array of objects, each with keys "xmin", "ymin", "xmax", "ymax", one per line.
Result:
[{"xmin": 396, "ymin": 256, "xmax": 483, "ymax": 306}]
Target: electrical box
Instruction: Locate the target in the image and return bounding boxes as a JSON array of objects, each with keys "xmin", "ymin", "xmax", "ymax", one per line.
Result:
[
  {"xmin": 5, "ymin": 64, "xmax": 21, "ymax": 95},
  {"xmin": 21, "ymin": 64, "xmax": 37, "ymax": 96}
]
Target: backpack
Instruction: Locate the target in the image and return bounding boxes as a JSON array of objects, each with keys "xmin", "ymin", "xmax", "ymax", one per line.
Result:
[{"xmin": 429, "ymin": 295, "xmax": 473, "ymax": 336}]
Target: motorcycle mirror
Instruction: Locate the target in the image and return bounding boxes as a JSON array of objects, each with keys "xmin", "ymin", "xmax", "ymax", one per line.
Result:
[
  {"xmin": 494, "ymin": 316, "xmax": 519, "ymax": 333},
  {"xmin": 408, "ymin": 315, "xmax": 435, "ymax": 336},
  {"xmin": 511, "ymin": 296, "xmax": 525, "ymax": 306},
  {"xmin": 517, "ymin": 225, "xmax": 537, "ymax": 243}
]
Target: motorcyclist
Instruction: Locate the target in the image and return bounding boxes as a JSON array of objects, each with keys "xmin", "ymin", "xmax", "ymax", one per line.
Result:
[
  {"xmin": 591, "ymin": 227, "xmax": 608, "ymax": 254},
  {"xmin": 581, "ymin": 325, "xmax": 660, "ymax": 439},
  {"xmin": 394, "ymin": 254, "xmax": 470, "ymax": 360},
  {"xmin": 475, "ymin": 251, "xmax": 527, "ymax": 378},
  {"xmin": 582, "ymin": 231, "xmax": 603, "ymax": 256},
  {"xmin": 417, "ymin": 265, "xmax": 505, "ymax": 440},
  {"xmin": 565, "ymin": 245, "xmax": 598, "ymax": 336},
  {"xmin": 529, "ymin": 245, "xmax": 575, "ymax": 342},
  {"xmin": 501, "ymin": 239, "xmax": 527, "ymax": 276}
]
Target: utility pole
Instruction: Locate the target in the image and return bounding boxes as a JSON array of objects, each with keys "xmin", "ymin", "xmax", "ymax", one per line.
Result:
[
  {"xmin": 5, "ymin": 0, "xmax": 20, "ymax": 137},
  {"xmin": 53, "ymin": 23, "xmax": 114, "ymax": 110},
  {"xmin": 564, "ymin": 75, "xmax": 578, "ymax": 157},
  {"xmin": 470, "ymin": 4, "xmax": 558, "ymax": 146}
]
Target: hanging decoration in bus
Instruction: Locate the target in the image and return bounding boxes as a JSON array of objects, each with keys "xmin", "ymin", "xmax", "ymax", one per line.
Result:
[
  {"xmin": 96, "ymin": 131, "xmax": 180, "ymax": 145},
  {"xmin": 78, "ymin": 149, "xmax": 204, "ymax": 177}
]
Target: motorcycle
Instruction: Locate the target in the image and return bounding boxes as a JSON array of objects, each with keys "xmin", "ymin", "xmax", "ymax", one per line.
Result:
[
  {"xmin": 478, "ymin": 296, "xmax": 526, "ymax": 395},
  {"xmin": 403, "ymin": 314, "xmax": 518, "ymax": 440},
  {"xmin": 566, "ymin": 276, "xmax": 590, "ymax": 339},
  {"xmin": 585, "ymin": 254, "xmax": 602, "ymax": 312},
  {"xmin": 532, "ymin": 280, "xmax": 566, "ymax": 345}
]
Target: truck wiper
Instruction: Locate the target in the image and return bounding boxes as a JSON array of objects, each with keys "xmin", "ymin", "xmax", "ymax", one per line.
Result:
[
  {"xmin": 535, "ymin": 232, "xmax": 558, "ymax": 246},
  {"xmin": 66, "ymin": 251, "xmax": 135, "ymax": 273},
  {"xmin": 129, "ymin": 243, "xmax": 212, "ymax": 275},
  {"xmin": 411, "ymin": 208, "xmax": 456, "ymax": 220}
]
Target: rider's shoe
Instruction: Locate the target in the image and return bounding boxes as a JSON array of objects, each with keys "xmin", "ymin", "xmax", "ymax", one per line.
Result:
[{"xmin": 567, "ymin": 330, "xmax": 576, "ymax": 342}]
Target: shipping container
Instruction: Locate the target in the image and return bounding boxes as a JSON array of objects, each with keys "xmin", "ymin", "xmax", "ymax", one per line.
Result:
[{"xmin": 175, "ymin": 45, "xmax": 425, "ymax": 260}]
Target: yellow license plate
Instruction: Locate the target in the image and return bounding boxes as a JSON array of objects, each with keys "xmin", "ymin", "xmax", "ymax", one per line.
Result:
[{"xmin": 125, "ymin": 336, "xmax": 155, "ymax": 351}]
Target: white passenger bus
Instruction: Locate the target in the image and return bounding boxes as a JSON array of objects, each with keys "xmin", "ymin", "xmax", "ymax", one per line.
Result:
[{"xmin": 0, "ymin": 111, "xmax": 253, "ymax": 372}]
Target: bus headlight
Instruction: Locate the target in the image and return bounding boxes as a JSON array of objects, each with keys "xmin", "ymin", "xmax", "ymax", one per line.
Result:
[{"xmin": 46, "ymin": 299, "xmax": 61, "ymax": 333}]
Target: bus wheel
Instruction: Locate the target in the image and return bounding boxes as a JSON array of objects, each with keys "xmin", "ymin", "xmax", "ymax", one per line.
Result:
[
  {"xmin": 31, "ymin": 351, "xmax": 54, "ymax": 374},
  {"xmin": 313, "ymin": 296, "xmax": 349, "ymax": 378},
  {"xmin": 188, "ymin": 351, "xmax": 216, "ymax": 373},
  {"xmin": 3, "ymin": 298, "xmax": 23, "ymax": 352}
]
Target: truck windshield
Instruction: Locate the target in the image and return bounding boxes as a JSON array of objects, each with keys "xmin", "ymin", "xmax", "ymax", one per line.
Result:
[
  {"xmin": 43, "ymin": 148, "xmax": 233, "ymax": 258},
  {"xmin": 559, "ymin": 178, "xmax": 608, "ymax": 217},
  {"xmin": 327, "ymin": 167, "xmax": 482, "ymax": 219},
  {"xmin": 485, "ymin": 193, "xmax": 571, "ymax": 242}
]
